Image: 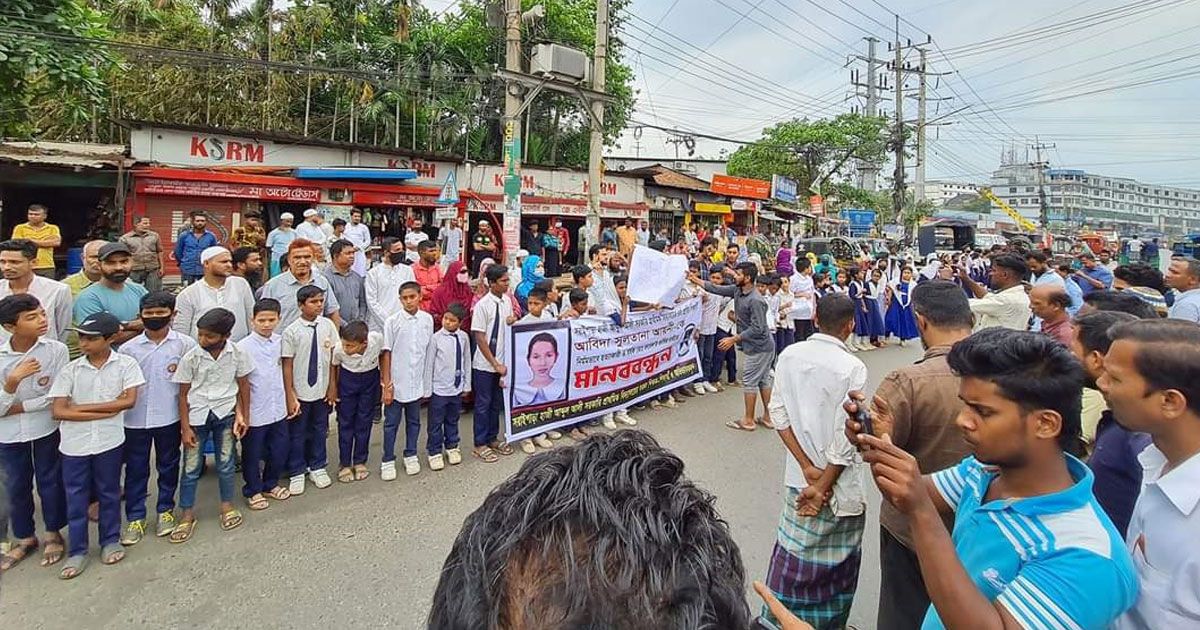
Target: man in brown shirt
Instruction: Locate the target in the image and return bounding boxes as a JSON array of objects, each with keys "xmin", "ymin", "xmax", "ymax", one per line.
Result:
[
  {"xmin": 864, "ymin": 280, "xmax": 974, "ymax": 630},
  {"xmin": 119, "ymin": 215, "xmax": 164, "ymax": 291}
]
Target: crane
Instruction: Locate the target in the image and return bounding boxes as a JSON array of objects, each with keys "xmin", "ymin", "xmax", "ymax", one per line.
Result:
[{"xmin": 978, "ymin": 188, "xmax": 1040, "ymax": 233}]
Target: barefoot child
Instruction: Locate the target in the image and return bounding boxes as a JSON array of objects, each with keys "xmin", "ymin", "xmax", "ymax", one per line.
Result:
[
  {"xmin": 381, "ymin": 282, "xmax": 434, "ymax": 479},
  {"xmin": 117, "ymin": 291, "xmax": 194, "ymax": 545},
  {"xmin": 171, "ymin": 308, "xmax": 252, "ymax": 542},
  {"xmin": 422, "ymin": 303, "xmax": 470, "ymax": 470},
  {"xmin": 0, "ymin": 295, "xmax": 69, "ymax": 571},
  {"xmin": 49, "ymin": 312, "xmax": 144, "ymax": 578},
  {"xmin": 236, "ymin": 299, "xmax": 291, "ymax": 510},
  {"xmin": 281, "ymin": 285, "xmax": 338, "ymax": 495},
  {"xmin": 330, "ymin": 320, "xmax": 382, "ymax": 483}
]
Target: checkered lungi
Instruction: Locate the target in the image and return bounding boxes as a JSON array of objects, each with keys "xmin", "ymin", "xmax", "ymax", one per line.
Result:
[{"xmin": 758, "ymin": 487, "xmax": 866, "ymax": 630}]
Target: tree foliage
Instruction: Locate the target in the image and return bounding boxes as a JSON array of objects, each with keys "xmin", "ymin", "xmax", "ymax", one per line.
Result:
[{"xmin": 726, "ymin": 114, "xmax": 889, "ymax": 193}]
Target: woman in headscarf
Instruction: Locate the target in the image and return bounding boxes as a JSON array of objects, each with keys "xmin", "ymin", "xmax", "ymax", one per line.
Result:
[
  {"xmin": 472, "ymin": 257, "xmax": 523, "ymax": 317},
  {"xmin": 775, "ymin": 243, "xmax": 794, "ymax": 277},
  {"xmin": 814, "ymin": 253, "xmax": 838, "ymax": 283},
  {"xmin": 429, "ymin": 260, "xmax": 475, "ymax": 330},
  {"xmin": 515, "ymin": 254, "xmax": 545, "ymax": 310}
]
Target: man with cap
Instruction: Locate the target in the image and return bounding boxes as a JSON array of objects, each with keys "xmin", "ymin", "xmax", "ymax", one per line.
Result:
[
  {"xmin": 173, "ymin": 211, "xmax": 218, "ymax": 286},
  {"xmin": 472, "ymin": 219, "xmax": 499, "ymax": 274},
  {"xmin": 295, "ymin": 208, "xmax": 328, "ymax": 248},
  {"xmin": 73, "ymin": 243, "xmax": 149, "ymax": 345},
  {"xmin": 173, "ymin": 246, "xmax": 255, "ymax": 341},
  {"xmin": 266, "ymin": 212, "xmax": 297, "ymax": 278}
]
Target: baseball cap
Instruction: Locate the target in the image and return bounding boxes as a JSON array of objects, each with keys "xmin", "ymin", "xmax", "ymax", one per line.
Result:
[
  {"xmin": 98, "ymin": 242, "xmax": 132, "ymax": 261},
  {"xmin": 73, "ymin": 312, "xmax": 121, "ymax": 337}
]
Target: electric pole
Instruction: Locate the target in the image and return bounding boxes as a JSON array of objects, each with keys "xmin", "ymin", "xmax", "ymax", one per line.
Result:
[
  {"xmin": 1030, "ymin": 137, "xmax": 1056, "ymax": 229},
  {"xmin": 501, "ymin": 0, "xmax": 523, "ymax": 266},
  {"xmin": 892, "ymin": 17, "xmax": 905, "ymax": 224},
  {"xmin": 585, "ymin": 0, "xmax": 608, "ymax": 254},
  {"xmin": 915, "ymin": 47, "xmax": 927, "ymax": 205},
  {"xmin": 850, "ymin": 37, "xmax": 882, "ymax": 191}
]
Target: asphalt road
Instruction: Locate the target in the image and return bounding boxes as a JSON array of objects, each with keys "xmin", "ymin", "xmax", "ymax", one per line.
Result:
[{"xmin": 0, "ymin": 344, "xmax": 921, "ymax": 630}]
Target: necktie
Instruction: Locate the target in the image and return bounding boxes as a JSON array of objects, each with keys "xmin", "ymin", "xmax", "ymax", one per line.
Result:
[
  {"xmin": 453, "ymin": 335, "xmax": 462, "ymax": 388},
  {"xmin": 307, "ymin": 324, "xmax": 319, "ymax": 387},
  {"xmin": 489, "ymin": 301, "xmax": 500, "ymax": 356}
]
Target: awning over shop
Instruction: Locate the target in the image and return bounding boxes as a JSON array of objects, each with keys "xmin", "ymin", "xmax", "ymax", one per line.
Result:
[
  {"xmin": 694, "ymin": 202, "xmax": 732, "ymax": 215},
  {"xmin": 294, "ymin": 167, "xmax": 417, "ymax": 181}
]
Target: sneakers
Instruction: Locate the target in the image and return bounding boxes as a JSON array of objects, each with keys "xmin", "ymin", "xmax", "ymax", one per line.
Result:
[
  {"xmin": 403, "ymin": 456, "xmax": 421, "ymax": 476},
  {"xmin": 429, "ymin": 453, "xmax": 445, "ymax": 471},
  {"xmin": 615, "ymin": 409, "xmax": 638, "ymax": 426},
  {"xmin": 446, "ymin": 448, "xmax": 463, "ymax": 465},
  {"xmin": 602, "ymin": 413, "xmax": 617, "ymax": 429},
  {"xmin": 520, "ymin": 438, "xmax": 536, "ymax": 454},
  {"xmin": 693, "ymin": 383, "xmax": 708, "ymax": 396},
  {"xmin": 533, "ymin": 434, "xmax": 554, "ymax": 449},
  {"xmin": 381, "ymin": 461, "xmax": 397, "ymax": 481},
  {"xmin": 155, "ymin": 511, "xmax": 176, "ymax": 537},
  {"xmin": 546, "ymin": 430, "xmax": 563, "ymax": 440},
  {"xmin": 308, "ymin": 468, "xmax": 332, "ymax": 489},
  {"xmin": 289, "ymin": 474, "xmax": 307, "ymax": 495},
  {"xmin": 120, "ymin": 519, "xmax": 146, "ymax": 546},
  {"xmin": 703, "ymin": 382, "xmax": 720, "ymax": 394}
]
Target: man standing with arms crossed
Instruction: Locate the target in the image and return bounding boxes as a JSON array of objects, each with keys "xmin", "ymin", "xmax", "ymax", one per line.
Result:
[
  {"xmin": 120, "ymin": 216, "xmax": 164, "ymax": 292},
  {"xmin": 174, "ymin": 211, "xmax": 218, "ymax": 285},
  {"xmin": 11, "ymin": 204, "xmax": 61, "ymax": 279},
  {"xmin": 344, "ymin": 209, "xmax": 372, "ymax": 276},
  {"xmin": 365, "ymin": 237, "xmax": 415, "ymax": 333}
]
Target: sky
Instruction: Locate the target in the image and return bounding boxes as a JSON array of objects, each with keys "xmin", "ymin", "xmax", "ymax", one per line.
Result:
[{"xmin": 432, "ymin": 0, "xmax": 1200, "ymax": 188}]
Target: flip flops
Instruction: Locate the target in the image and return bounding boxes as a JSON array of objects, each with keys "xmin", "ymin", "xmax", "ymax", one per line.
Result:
[
  {"xmin": 59, "ymin": 555, "xmax": 88, "ymax": 580},
  {"xmin": 725, "ymin": 420, "xmax": 756, "ymax": 432},
  {"xmin": 247, "ymin": 494, "xmax": 270, "ymax": 511},
  {"xmin": 100, "ymin": 543, "xmax": 125, "ymax": 566},
  {"xmin": 0, "ymin": 538, "xmax": 38, "ymax": 572},
  {"xmin": 267, "ymin": 486, "xmax": 291, "ymax": 501},
  {"xmin": 220, "ymin": 510, "xmax": 244, "ymax": 531},
  {"xmin": 473, "ymin": 446, "xmax": 499, "ymax": 463},
  {"xmin": 169, "ymin": 520, "xmax": 197, "ymax": 544}
]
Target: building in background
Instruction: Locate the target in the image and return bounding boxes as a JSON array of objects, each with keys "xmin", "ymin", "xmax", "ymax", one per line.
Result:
[
  {"xmin": 606, "ymin": 157, "xmax": 728, "ymax": 184},
  {"xmin": 923, "ymin": 180, "xmax": 980, "ymax": 206}
]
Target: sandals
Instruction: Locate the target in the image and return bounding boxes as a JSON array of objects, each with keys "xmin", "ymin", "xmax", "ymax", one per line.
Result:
[
  {"xmin": 169, "ymin": 519, "xmax": 197, "ymax": 544},
  {"xmin": 337, "ymin": 467, "xmax": 355, "ymax": 484},
  {"xmin": 267, "ymin": 486, "xmax": 291, "ymax": 501},
  {"xmin": 353, "ymin": 465, "xmax": 370, "ymax": 481},
  {"xmin": 220, "ymin": 509, "xmax": 244, "ymax": 531},
  {"xmin": 725, "ymin": 420, "xmax": 756, "ymax": 432},
  {"xmin": 0, "ymin": 538, "xmax": 38, "ymax": 572},
  {"xmin": 41, "ymin": 536, "xmax": 65, "ymax": 567},
  {"xmin": 101, "ymin": 543, "xmax": 125, "ymax": 566},
  {"xmin": 246, "ymin": 494, "xmax": 270, "ymax": 511},
  {"xmin": 59, "ymin": 555, "xmax": 88, "ymax": 580},
  {"xmin": 473, "ymin": 446, "xmax": 499, "ymax": 463},
  {"xmin": 756, "ymin": 416, "xmax": 776, "ymax": 430},
  {"xmin": 490, "ymin": 441, "xmax": 515, "ymax": 456}
]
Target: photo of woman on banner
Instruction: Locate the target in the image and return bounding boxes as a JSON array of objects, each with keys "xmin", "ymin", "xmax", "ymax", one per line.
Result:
[{"xmin": 512, "ymin": 330, "xmax": 569, "ymax": 408}]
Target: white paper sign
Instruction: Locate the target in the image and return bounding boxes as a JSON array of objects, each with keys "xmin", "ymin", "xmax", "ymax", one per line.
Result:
[{"xmin": 626, "ymin": 244, "xmax": 687, "ymax": 306}]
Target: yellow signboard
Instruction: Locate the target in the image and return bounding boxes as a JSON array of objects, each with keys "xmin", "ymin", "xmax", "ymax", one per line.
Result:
[{"xmin": 693, "ymin": 202, "xmax": 732, "ymax": 214}]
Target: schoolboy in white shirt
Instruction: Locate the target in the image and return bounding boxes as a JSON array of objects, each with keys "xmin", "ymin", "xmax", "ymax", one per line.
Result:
[
  {"xmin": 330, "ymin": 320, "xmax": 382, "ymax": 483},
  {"xmin": 471, "ymin": 265, "xmax": 516, "ymax": 463},
  {"xmin": 281, "ymin": 285, "xmax": 338, "ymax": 495},
  {"xmin": 236, "ymin": 299, "xmax": 292, "ymax": 511},
  {"xmin": 381, "ymin": 282, "xmax": 434, "ymax": 479},
  {"xmin": 515, "ymin": 288, "xmax": 557, "ymax": 453},
  {"xmin": 422, "ymin": 303, "xmax": 471, "ymax": 471}
]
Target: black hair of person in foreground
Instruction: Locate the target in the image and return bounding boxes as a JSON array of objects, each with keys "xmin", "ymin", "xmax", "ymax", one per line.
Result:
[{"xmin": 428, "ymin": 431, "xmax": 752, "ymax": 629}]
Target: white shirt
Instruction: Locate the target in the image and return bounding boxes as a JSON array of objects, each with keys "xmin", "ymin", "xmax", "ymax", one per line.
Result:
[
  {"xmin": 424, "ymin": 328, "xmax": 471, "ymax": 397},
  {"xmin": 281, "ymin": 316, "xmax": 338, "ymax": 402},
  {"xmin": 1115, "ymin": 445, "xmax": 1200, "ymax": 630},
  {"xmin": 333, "ymin": 331, "xmax": 383, "ymax": 374},
  {"xmin": 172, "ymin": 276, "xmax": 255, "ymax": 342},
  {"xmin": 768, "ymin": 333, "xmax": 868, "ymax": 516},
  {"xmin": 48, "ymin": 351, "xmax": 145, "ymax": 456},
  {"xmin": 0, "ymin": 275, "xmax": 73, "ymax": 343},
  {"xmin": 716, "ymin": 294, "xmax": 736, "ymax": 333},
  {"xmin": 365, "ymin": 262, "xmax": 416, "ymax": 332},
  {"xmin": 383, "ymin": 309, "xmax": 434, "ymax": 403},
  {"xmin": 471, "ymin": 292, "xmax": 513, "ymax": 373},
  {"xmin": 119, "ymin": 331, "xmax": 196, "ymax": 429},
  {"xmin": 790, "ymin": 272, "xmax": 815, "ymax": 321},
  {"xmin": 237, "ymin": 332, "xmax": 287, "ymax": 427},
  {"xmin": 344, "ymin": 221, "xmax": 372, "ymax": 276},
  {"xmin": 405, "ymin": 230, "xmax": 426, "ymax": 262},
  {"xmin": 295, "ymin": 220, "xmax": 327, "ymax": 247},
  {"xmin": 0, "ymin": 337, "xmax": 68, "ymax": 443},
  {"xmin": 969, "ymin": 284, "xmax": 1032, "ymax": 332},
  {"xmin": 441, "ymin": 226, "xmax": 463, "ymax": 261},
  {"xmin": 699, "ymin": 291, "xmax": 719, "ymax": 335},
  {"xmin": 172, "ymin": 342, "xmax": 254, "ymax": 426}
]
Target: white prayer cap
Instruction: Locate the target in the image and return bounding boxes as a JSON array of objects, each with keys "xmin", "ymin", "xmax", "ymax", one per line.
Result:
[
  {"xmin": 516, "ymin": 249, "xmax": 530, "ymax": 258},
  {"xmin": 303, "ymin": 208, "xmax": 319, "ymax": 218},
  {"xmin": 280, "ymin": 212, "xmax": 294, "ymax": 221},
  {"xmin": 200, "ymin": 246, "xmax": 230, "ymax": 264}
]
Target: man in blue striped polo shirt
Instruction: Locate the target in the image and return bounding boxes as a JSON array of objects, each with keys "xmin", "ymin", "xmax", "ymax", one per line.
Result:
[{"xmin": 849, "ymin": 327, "xmax": 1138, "ymax": 630}]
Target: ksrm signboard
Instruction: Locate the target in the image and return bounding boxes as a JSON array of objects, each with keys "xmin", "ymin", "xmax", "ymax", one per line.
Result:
[{"xmin": 771, "ymin": 175, "xmax": 798, "ymax": 204}]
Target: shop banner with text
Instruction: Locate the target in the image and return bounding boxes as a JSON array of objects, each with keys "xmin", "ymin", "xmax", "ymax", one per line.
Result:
[{"xmin": 503, "ymin": 298, "xmax": 704, "ymax": 442}]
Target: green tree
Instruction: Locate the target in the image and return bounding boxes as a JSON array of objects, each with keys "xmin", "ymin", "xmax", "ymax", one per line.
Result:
[{"xmin": 726, "ymin": 114, "xmax": 889, "ymax": 193}]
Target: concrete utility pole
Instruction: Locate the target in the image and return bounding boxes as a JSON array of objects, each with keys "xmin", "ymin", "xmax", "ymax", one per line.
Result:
[
  {"xmin": 1030, "ymin": 136, "xmax": 1056, "ymax": 229},
  {"xmin": 585, "ymin": 0, "xmax": 609, "ymax": 255},
  {"xmin": 501, "ymin": 0, "xmax": 523, "ymax": 266},
  {"xmin": 892, "ymin": 17, "xmax": 905, "ymax": 223},
  {"xmin": 915, "ymin": 47, "xmax": 928, "ymax": 205},
  {"xmin": 851, "ymin": 37, "xmax": 882, "ymax": 191}
]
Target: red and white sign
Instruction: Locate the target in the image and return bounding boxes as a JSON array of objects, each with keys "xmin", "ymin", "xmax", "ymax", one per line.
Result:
[
  {"xmin": 474, "ymin": 200, "xmax": 646, "ymax": 220},
  {"xmin": 354, "ymin": 153, "xmax": 459, "ymax": 187},
  {"xmin": 710, "ymin": 174, "xmax": 771, "ymax": 200},
  {"xmin": 809, "ymin": 194, "xmax": 826, "ymax": 216},
  {"xmin": 136, "ymin": 177, "xmax": 321, "ymax": 203},
  {"xmin": 352, "ymin": 190, "xmax": 442, "ymax": 207}
]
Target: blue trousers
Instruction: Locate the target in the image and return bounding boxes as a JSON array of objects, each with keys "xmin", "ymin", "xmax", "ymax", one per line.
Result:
[
  {"xmin": 288, "ymin": 400, "xmax": 330, "ymax": 476},
  {"xmin": 713, "ymin": 329, "xmax": 737, "ymax": 383},
  {"xmin": 62, "ymin": 445, "xmax": 123, "ymax": 558},
  {"xmin": 336, "ymin": 368, "xmax": 379, "ymax": 467},
  {"xmin": 123, "ymin": 424, "xmax": 181, "ymax": 522},
  {"xmin": 240, "ymin": 421, "xmax": 288, "ymax": 497},
  {"xmin": 774, "ymin": 328, "xmax": 795, "ymax": 357},
  {"xmin": 180, "ymin": 413, "xmax": 236, "ymax": 509},
  {"xmin": 472, "ymin": 369, "xmax": 503, "ymax": 448},
  {"xmin": 698, "ymin": 333, "xmax": 717, "ymax": 383},
  {"xmin": 383, "ymin": 399, "xmax": 422, "ymax": 461},
  {"xmin": 0, "ymin": 432, "xmax": 67, "ymax": 539},
  {"xmin": 428, "ymin": 394, "xmax": 463, "ymax": 454}
]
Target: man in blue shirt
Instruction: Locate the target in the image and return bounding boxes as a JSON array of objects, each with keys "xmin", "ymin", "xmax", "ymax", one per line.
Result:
[
  {"xmin": 173, "ymin": 211, "xmax": 218, "ymax": 285},
  {"xmin": 1055, "ymin": 264, "xmax": 1084, "ymax": 317},
  {"xmin": 848, "ymin": 328, "xmax": 1137, "ymax": 630},
  {"xmin": 73, "ymin": 242, "xmax": 149, "ymax": 346},
  {"xmin": 1072, "ymin": 252, "xmax": 1113, "ymax": 297},
  {"xmin": 1165, "ymin": 256, "xmax": 1200, "ymax": 323}
]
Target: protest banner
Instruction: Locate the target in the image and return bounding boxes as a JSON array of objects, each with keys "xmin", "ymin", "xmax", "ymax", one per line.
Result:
[{"xmin": 502, "ymin": 298, "xmax": 704, "ymax": 442}]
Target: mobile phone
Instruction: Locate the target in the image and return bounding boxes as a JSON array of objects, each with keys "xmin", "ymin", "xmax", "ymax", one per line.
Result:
[{"xmin": 856, "ymin": 407, "xmax": 873, "ymax": 437}]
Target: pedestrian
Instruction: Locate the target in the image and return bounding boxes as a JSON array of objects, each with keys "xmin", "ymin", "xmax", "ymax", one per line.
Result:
[
  {"xmin": 958, "ymin": 253, "xmax": 1031, "ymax": 331},
  {"xmin": 231, "ymin": 246, "xmax": 264, "ymax": 293},
  {"xmin": 280, "ymin": 285, "xmax": 338, "ymax": 495},
  {"xmin": 636, "ymin": 220, "xmax": 650, "ymax": 248},
  {"xmin": 258, "ymin": 239, "xmax": 343, "ymax": 330},
  {"xmin": 295, "ymin": 209, "xmax": 328, "ymax": 249},
  {"xmin": 323, "ymin": 239, "xmax": 368, "ymax": 325},
  {"xmin": 522, "ymin": 221, "xmax": 546, "ymax": 261},
  {"xmin": 116, "ymin": 291, "xmax": 193, "ymax": 545},
  {"xmin": 768, "ymin": 274, "xmax": 794, "ymax": 355},
  {"xmin": 471, "ymin": 220, "xmax": 500, "ymax": 275},
  {"xmin": 546, "ymin": 217, "xmax": 568, "ymax": 275},
  {"xmin": 1030, "ymin": 285, "xmax": 1074, "ymax": 346},
  {"xmin": 173, "ymin": 211, "xmax": 218, "ymax": 285},
  {"xmin": 345, "ymin": 209, "xmax": 372, "ymax": 276},
  {"xmin": 470, "ymin": 264, "xmax": 516, "ymax": 463},
  {"xmin": 0, "ymin": 239, "xmax": 73, "ymax": 343},
  {"xmin": 265, "ymin": 212, "xmax": 297, "ymax": 278},
  {"xmin": 365, "ymin": 237, "xmax": 416, "ymax": 332},
  {"xmin": 692, "ymin": 260, "xmax": 720, "ymax": 397},
  {"xmin": 235, "ymin": 299, "xmax": 292, "ymax": 511},
  {"xmin": 1142, "ymin": 237, "xmax": 1160, "ymax": 268},
  {"xmin": 615, "ymin": 218, "xmax": 637, "ymax": 259},
  {"xmin": 48, "ymin": 312, "xmax": 145, "ymax": 578},
  {"xmin": 1073, "ymin": 252, "xmax": 1115, "ymax": 297},
  {"xmin": 758, "ymin": 293, "xmax": 866, "ymax": 630},
  {"xmin": 789, "ymin": 257, "xmax": 816, "ymax": 343},
  {"xmin": 423, "ymin": 303, "xmax": 470, "ymax": 471},
  {"xmin": 1164, "ymin": 256, "xmax": 1200, "ymax": 323},
  {"xmin": 690, "ymin": 261, "xmax": 774, "ymax": 432},
  {"xmin": 229, "ymin": 212, "xmax": 266, "ymax": 288},
  {"xmin": 600, "ymin": 222, "xmax": 617, "ymax": 249},
  {"xmin": 73, "ymin": 243, "xmax": 149, "ymax": 346},
  {"xmin": 172, "ymin": 246, "xmax": 255, "ymax": 342},
  {"xmin": 120, "ymin": 215, "xmax": 164, "ymax": 292},
  {"xmin": 331, "ymin": 320, "xmax": 382, "ymax": 484},
  {"xmin": 775, "ymin": 243, "xmax": 794, "ymax": 278},
  {"xmin": 710, "ymin": 264, "xmax": 737, "ymax": 390},
  {"xmin": 11, "ymin": 204, "xmax": 61, "ymax": 279},
  {"xmin": 850, "ymin": 328, "xmax": 1138, "ymax": 629},
  {"xmin": 403, "ymin": 216, "xmax": 428, "ymax": 264},
  {"xmin": 429, "ymin": 260, "xmax": 473, "ymax": 331},
  {"xmin": 437, "ymin": 217, "xmax": 464, "ymax": 270},
  {"xmin": 412, "ymin": 239, "xmax": 444, "ymax": 311},
  {"xmin": 883, "ymin": 267, "xmax": 919, "ymax": 346},
  {"xmin": 1100, "ymin": 319, "xmax": 1200, "ymax": 629},
  {"xmin": 865, "ymin": 268, "xmax": 887, "ymax": 347},
  {"xmin": 602, "ymin": 274, "xmax": 642, "ymax": 425},
  {"xmin": 0, "ymin": 294, "xmax": 68, "ymax": 571},
  {"xmin": 380, "ymin": 282, "xmax": 434, "ymax": 479}
]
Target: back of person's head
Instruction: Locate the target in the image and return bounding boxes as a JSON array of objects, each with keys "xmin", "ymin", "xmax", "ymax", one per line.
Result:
[
  {"xmin": 649, "ymin": 239, "xmax": 668, "ymax": 252},
  {"xmin": 0, "ymin": 294, "xmax": 41, "ymax": 328},
  {"xmin": 1075, "ymin": 311, "xmax": 1138, "ymax": 356},
  {"xmin": 254, "ymin": 298, "xmax": 281, "ymax": 316},
  {"xmin": 140, "ymin": 290, "xmax": 176, "ymax": 312},
  {"xmin": 948, "ymin": 328, "xmax": 1084, "ymax": 455},
  {"xmin": 1113, "ymin": 264, "xmax": 1165, "ymax": 292},
  {"xmin": 1083, "ymin": 290, "xmax": 1157, "ymax": 319},
  {"xmin": 815, "ymin": 293, "xmax": 855, "ymax": 335},
  {"xmin": 571, "ymin": 265, "xmax": 591, "ymax": 283},
  {"xmin": 700, "ymin": 236, "xmax": 718, "ymax": 249},
  {"xmin": 535, "ymin": 279, "xmax": 555, "ymax": 292},
  {"xmin": 485, "ymin": 264, "xmax": 508, "ymax": 285},
  {"xmin": 428, "ymin": 431, "xmax": 750, "ymax": 629},
  {"xmin": 1109, "ymin": 319, "xmax": 1200, "ymax": 416},
  {"xmin": 196, "ymin": 307, "xmax": 236, "ymax": 337},
  {"xmin": 339, "ymin": 320, "xmax": 369, "ymax": 343},
  {"xmin": 990, "ymin": 253, "xmax": 1029, "ymax": 281},
  {"xmin": 911, "ymin": 281, "xmax": 973, "ymax": 330},
  {"xmin": 795, "ymin": 257, "xmax": 811, "ymax": 272}
]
